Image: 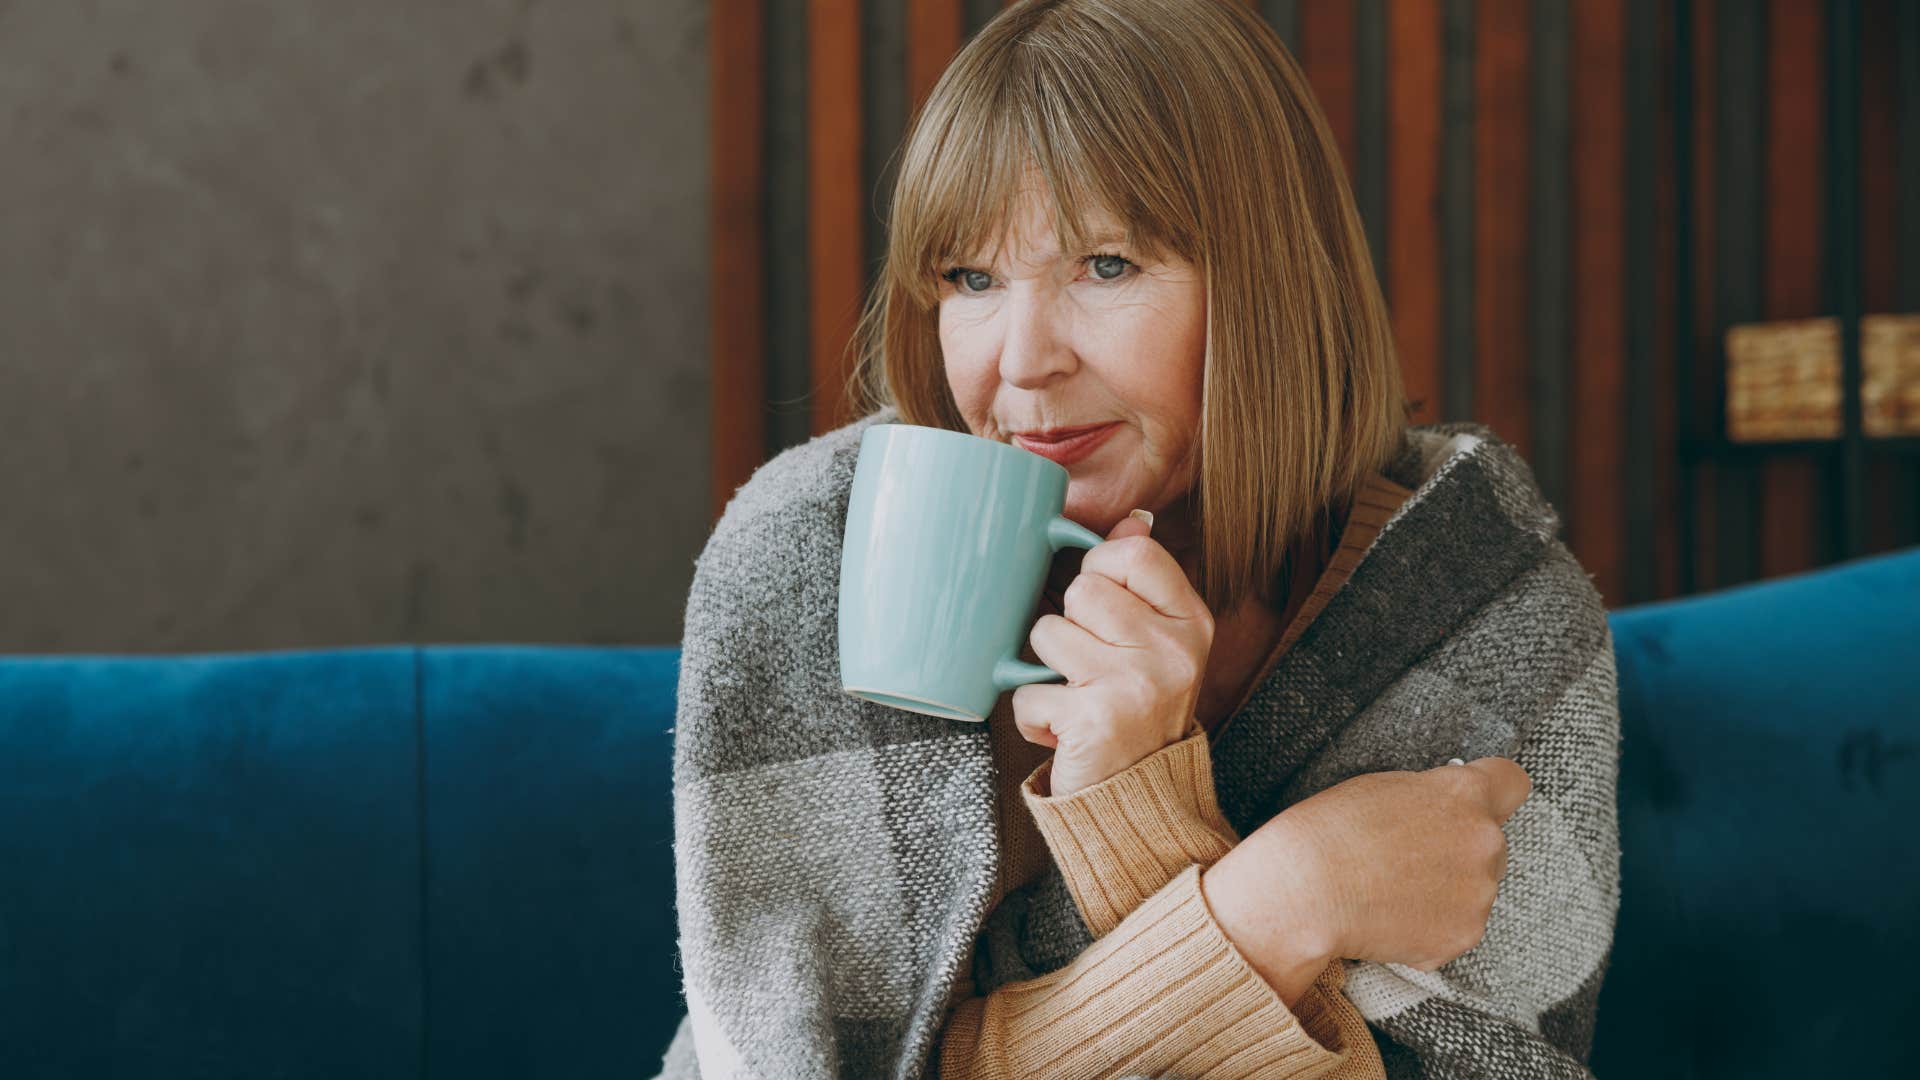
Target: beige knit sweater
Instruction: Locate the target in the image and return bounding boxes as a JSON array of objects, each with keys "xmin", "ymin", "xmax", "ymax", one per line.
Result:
[{"xmin": 937, "ymin": 472, "xmax": 1415, "ymax": 1079}]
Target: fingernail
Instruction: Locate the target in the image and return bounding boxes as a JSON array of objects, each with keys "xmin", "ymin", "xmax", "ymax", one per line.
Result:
[{"xmin": 1129, "ymin": 508, "xmax": 1154, "ymax": 530}]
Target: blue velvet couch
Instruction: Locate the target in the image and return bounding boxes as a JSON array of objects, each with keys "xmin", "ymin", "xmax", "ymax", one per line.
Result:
[{"xmin": 2, "ymin": 547, "xmax": 1915, "ymax": 1078}]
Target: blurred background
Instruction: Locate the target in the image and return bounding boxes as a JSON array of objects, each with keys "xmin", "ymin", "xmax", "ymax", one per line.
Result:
[{"xmin": 3, "ymin": 0, "xmax": 1914, "ymax": 655}]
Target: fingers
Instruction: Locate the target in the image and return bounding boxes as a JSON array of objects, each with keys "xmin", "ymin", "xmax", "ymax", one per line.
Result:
[
  {"xmin": 1459, "ymin": 756, "xmax": 1534, "ymax": 822},
  {"xmin": 1009, "ymin": 681, "xmax": 1070, "ymax": 747},
  {"xmin": 1055, "ymin": 569, "xmax": 1160, "ymax": 648},
  {"xmin": 1078, "ymin": 534, "xmax": 1211, "ymax": 623}
]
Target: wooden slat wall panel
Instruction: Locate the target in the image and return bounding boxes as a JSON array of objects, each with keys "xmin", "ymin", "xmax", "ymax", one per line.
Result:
[
  {"xmin": 1760, "ymin": 0, "xmax": 1827, "ymax": 578},
  {"xmin": 1388, "ymin": 0, "xmax": 1445, "ymax": 426},
  {"xmin": 1649, "ymin": 0, "xmax": 1682, "ymax": 599},
  {"xmin": 1690, "ymin": 0, "xmax": 1721, "ymax": 590},
  {"xmin": 908, "ymin": 0, "xmax": 964, "ymax": 114},
  {"xmin": 714, "ymin": 0, "xmax": 1915, "ymax": 585},
  {"xmin": 1475, "ymin": 0, "xmax": 1533, "ymax": 461},
  {"xmin": 709, "ymin": 0, "xmax": 766, "ymax": 526},
  {"xmin": 1713, "ymin": 0, "xmax": 1765, "ymax": 589},
  {"xmin": 1570, "ymin": 0, "xmax": 1627, "ymax": 605},
  {"xmin": 1531, "ymin": 0, "xmax": 1571, "ymax": 523},
  {"xmin": 808, "ymin": 1, "xmax": 865, "ymax": 438},
  {"xmin": 1861, "ymin": 0, "xmax": 1903, "ymax": 555},
  {"xmin": 1623, "ymin": 0, "xmax": 1662, "ymax": 603},
  {"xmin": 1299, "ymin": 1, "xmax": 1359, "ymax": 184}
]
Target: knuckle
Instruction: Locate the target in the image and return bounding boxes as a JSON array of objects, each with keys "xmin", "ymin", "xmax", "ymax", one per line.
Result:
[{"xmin": 1064, "ymin": 572, "xmax": 1096, "ymax": 606}]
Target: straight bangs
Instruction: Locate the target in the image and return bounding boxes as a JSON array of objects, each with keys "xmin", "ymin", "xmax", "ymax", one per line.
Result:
[{"xmin": 886, "ymin": 30, "xmax": 1195, "ymax": 316}]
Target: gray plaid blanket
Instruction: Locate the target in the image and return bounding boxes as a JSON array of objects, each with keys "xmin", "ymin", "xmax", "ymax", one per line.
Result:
[{"xmin": 656, "ymin": 404, "xmax": 1620, "ymax": 1079}]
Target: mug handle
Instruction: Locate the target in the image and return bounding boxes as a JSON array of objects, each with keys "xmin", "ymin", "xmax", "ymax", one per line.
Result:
[{"xmin": 990, "ymin": 515, "xmax": 1106, "ymax": 691}]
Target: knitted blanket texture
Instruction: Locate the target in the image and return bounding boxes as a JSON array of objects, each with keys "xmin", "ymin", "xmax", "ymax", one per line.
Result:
[{"xmin": 655, "ymin": 404, "xmax": 1622, "ymax": 1079}]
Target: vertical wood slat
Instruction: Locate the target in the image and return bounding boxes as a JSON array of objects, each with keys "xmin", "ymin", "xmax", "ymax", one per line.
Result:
[
  {"xmin": 1652, "ymin": 0, "xmax": 1683, "ymax": 599},
  {"xmin": 1759, "ymin": 0, "xmax": 1826, "ymax": 578},
  {"xmin": 1861, "ymin": 0, "xmax": 1904, "ymax": 555},
  {"xmin": 710, "ymin": 0, "xmax": 767, "ymax": 525},
  {"xmin": 1443, "ymin": 0, "xmax": 1477, "ymax": 422},
  {"xmin": 1623, "ymin": 0, "xmax": 1663, "ymax": 604},
  {"xmin": 963, "ymin": 0, "xmax": 1003, "ymax": 37},
  {"xmin": 1899, "ymin": 0, "xmax": 1920, "ymax": 549},
  {"xmin": 1299, "ymin": 1, "xmax": 1359, "ymax": 185},
  {"xmin": 909, "ymin": 0, "xmax": 964, "ymax": 114},
  {"xmin": 1262, "ymin": 0, "xmax": 1301, "ymax": 52},
  {"xmin": 1475, "ymin": 0, "xmax": 1532, "ymax": 459},
  {"xmin": 1388, "ymin": 0, "xmax": 1446, "ymax": 426},
  {"xmin": 1531, "ymin": 0, "xmax": 1571, "ymax": 549},
  {"xmin": 1356, "ymin": 0, "xmax": 1389, "ymax": 285},
  {"xmin": 1569, "ymin": 0, "xmax": 1627, "ymax": 606},
  {"xmin": 809, "ymin": 0, "xmax": 865, "ymax": 438},
  {"xmin": 1690, "ymin": 0, "xmax": 1720, "ymax": 590},
  {"xmin": 1713, "ymin": 0, "xmax": 1764, "ymax": 589}
]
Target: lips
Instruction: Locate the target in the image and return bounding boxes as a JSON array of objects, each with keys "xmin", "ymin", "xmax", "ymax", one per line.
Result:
[
  {"xmin": 1011, "ymin": 422, "xmax": 1116, "ymax": 442},
  {"xmin": 1011, "ymin": 421, "xmax": 1122, "ymax": 466}
]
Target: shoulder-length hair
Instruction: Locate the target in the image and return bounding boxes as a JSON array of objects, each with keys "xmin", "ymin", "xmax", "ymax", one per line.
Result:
[{"xmin": 844, "ymin": 0, "xmax": 1410, "ymax": 618}]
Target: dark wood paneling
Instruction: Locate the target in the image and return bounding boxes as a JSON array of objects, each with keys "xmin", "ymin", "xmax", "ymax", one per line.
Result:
[
  {"xmin": 768, "ymin": 0, "xmax": 813, "ymax": 457},
  {"xmin": 1689, "ymin": 0, "xmax": 1720, "ymax": 591},
  {"xmin": 1300, "ymin": 1, "xmax": 1359, "ymax": 182},
  {"xmin": 1475, "ymin": 0, "xmax": 1532, "ymax": 458},
  {"xmin": 1713, "ymin": 0, "xmax": 1764, "ymax": 589},
  {"xmin": 1444, "ymin": 0, "xmax": 1477, "ymax": 422},
  {"xmin": 720, "ymin": 0, "xmax": 1911, "ymax": 586},
  {"xmin": 1760, "ymin": 0, "xmax": 1826, "ymax": 578},
  {"xmin": 964, "ymin": 0, "xmax": 1002, "ymax": 37},
  {"xmin": 809, "ymin": 0, "xmax": 865, "ymax": 437},
  {"xmin": 1262, "ymin": 0, "xmax": 1301, "ymax": 52},
  {"xmin": 1356, "ymin": 0, "xmax": 1389, "ymax": 283},
  {"xmin": 710, "ymin": 0, "xmax": 766, "ymax": 524},
  {"xmin": 1531, "ymin": 0, "xmax": 1571, "ymax": 542},
  {"xmin": 1861, "ymin": 0, "xmax": 1897, "ymax": 555},
  {"xmin": 1652, "ymin": 0, "xmax": 1683, "ymax": 599},
  {"xmin": 908, "ymin": 0, "xmax": 964, "ymax": 114},
  {"xmin": 1624, "ymin": 0, "xmax": 1662, "ymax": 603},
  {"xmin": 1570, "ymin": 0, "xmax": 1626, "ymax": 605},
  {"xmin": 1389, "ymin": 0, "xmax": 1446, "ymax": 426},
  {"xmin": 863, "ymin": 0, "xmax": 910, "ymax": 329},
  {"xmin": 1893, "ymin": 0, "xmax": 1918, "ymax": 556}
]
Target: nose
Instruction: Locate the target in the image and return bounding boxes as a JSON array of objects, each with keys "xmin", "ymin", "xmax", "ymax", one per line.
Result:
[{"xmin": 997, "ymin": 286, "xmax": 1076, "ymax": 390}]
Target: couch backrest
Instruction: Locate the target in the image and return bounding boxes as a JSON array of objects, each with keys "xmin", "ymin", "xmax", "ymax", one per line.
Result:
[
  {"xmin": 0, "ymin": 644, "xmax": 681, "ymax": 1077},
  {"xmin": 1593, "ymin": 546, "xmax": 1920, "ymax": 1078},
  {"xmin": 2, "ymin": 547, "xmax": 1915, "ymax": 1077}
]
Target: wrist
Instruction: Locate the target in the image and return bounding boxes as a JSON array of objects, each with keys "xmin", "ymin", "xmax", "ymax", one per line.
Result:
[{"xmin": 1200, "ymin": 841, "xmax": 1336, "ymax": 1011}]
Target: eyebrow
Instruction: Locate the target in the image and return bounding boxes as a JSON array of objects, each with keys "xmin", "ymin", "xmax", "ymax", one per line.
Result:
[{"xmin": 955, "ymin": 230, "xmax": 1131, "ymax": 265}]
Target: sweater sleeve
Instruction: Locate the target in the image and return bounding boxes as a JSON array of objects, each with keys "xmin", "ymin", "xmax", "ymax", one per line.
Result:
[
  {"xmin": 936, "ymin": 865, "xmax": 1383, "ymax": 1079},
  {"xmin": 934, "ymin": 729, "xmax": 1388, "ymax": 1079},
  {"xmin": 1018, "ymin": 724, "xmax": 1239, "ymax": 938}
]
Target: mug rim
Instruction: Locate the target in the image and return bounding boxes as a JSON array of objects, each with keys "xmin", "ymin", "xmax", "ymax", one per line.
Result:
[{"xmin": 867, "ymin": 421, "xmax": 1069, "ymax": 483}]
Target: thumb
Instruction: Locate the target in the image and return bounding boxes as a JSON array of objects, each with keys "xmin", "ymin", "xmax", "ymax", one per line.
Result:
[{"xmin": 1107, "ymin": 507, "xmax": 1155, "ymax": 542}]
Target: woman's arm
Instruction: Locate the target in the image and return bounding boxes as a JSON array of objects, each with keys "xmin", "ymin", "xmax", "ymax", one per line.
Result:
[
  {"xmin": 935, "ymin": 727, "xmax": 1387, "ymax": 1078},
  {"xmin": 938, "ymin": 864, "xmax": 1375, "ymax": 1080}
]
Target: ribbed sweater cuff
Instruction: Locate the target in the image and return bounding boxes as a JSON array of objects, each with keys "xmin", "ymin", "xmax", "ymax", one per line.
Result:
[
  {"xmin": 1020, "ymin": 730, "xmax": 1240, "ymax": 937},
  {"xmin": 939, "ymin": 863, "xmax": 1353, "ymax": 1080}
]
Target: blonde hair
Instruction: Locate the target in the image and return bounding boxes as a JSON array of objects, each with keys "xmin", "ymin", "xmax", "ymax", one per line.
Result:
[{"xmin": 844, "ymin": 0, "xmax": 1410, "ymax": 617}]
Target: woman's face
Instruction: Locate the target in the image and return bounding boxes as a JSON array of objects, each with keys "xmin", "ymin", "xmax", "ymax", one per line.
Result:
[{"xmin": 938, "ymin": 179, "xmax": 1207, "ymax": 540}]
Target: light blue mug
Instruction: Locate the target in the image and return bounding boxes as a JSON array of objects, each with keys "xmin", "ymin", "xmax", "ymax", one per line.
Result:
[{"xmin": 838, "ymin": 422, "xmax": 1105, "ymax": 722}]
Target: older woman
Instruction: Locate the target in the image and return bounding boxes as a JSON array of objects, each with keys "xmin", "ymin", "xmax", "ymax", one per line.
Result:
[{"xmin": 660, "ymin": 2, "xmax": 1620, "ymax": 1078}]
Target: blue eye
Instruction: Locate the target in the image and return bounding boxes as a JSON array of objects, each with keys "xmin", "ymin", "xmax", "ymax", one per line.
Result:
[
  {"xmin": 937, "ymin": 253, "xmax": 1138, "ymax": 295},
  {"xmin": 939, "ymin": 267, "xmax": 995, "ymax": 294},
  {"xmin": 1086, "ymin": 252, "xmax": 1136, "ymax": 281}
]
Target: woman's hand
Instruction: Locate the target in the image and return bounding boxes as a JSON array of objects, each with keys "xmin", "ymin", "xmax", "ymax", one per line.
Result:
[
  {"xmin": 1206, "ymin": 757, "xmax": 1534, "ymax": 978},
  {"xmin": 1013, "ymin": 509, "xmax": 1216, "ymax": 799}
]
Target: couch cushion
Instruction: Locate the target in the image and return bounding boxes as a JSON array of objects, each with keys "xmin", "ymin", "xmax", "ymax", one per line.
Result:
[{"xmin": 1595, "ymin": 547, "xmax": 1920, "ymax": 1078}]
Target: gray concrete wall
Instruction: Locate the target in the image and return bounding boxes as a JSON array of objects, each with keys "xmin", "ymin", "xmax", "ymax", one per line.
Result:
[{"xmin": 0, "ymin": 0, "xmax": 709, "ymax": 652}]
